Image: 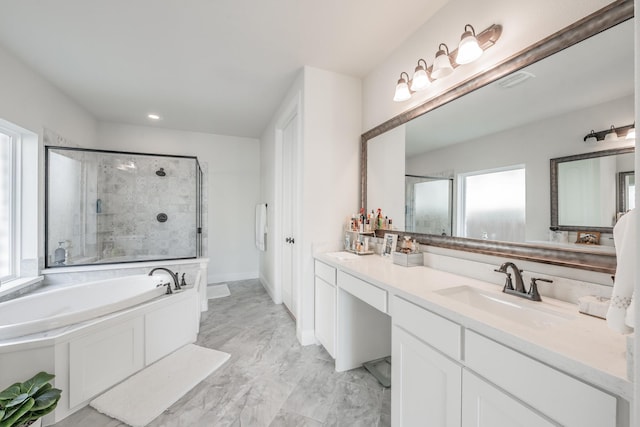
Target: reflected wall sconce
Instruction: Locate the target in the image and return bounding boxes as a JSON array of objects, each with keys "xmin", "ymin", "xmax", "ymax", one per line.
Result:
[
  {"xmin": 626, "ymin": 123, "xmax": 635, "ymax": 140},
  {"xmin": 583, "ymin": 124, "xmax": 635, "ymax": 143},
  {"xmin": 393, "ymin": 24, "xmax": 502, "ymax": 102}
]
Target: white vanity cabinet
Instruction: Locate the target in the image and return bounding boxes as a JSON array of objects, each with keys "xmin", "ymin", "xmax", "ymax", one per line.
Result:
[
  {"xmin": 392, "ymin": 297, "xmax": 462, "ymax": 427},
  {"xmin": 464, "ymin": 330, "xmax": 619, "ymax": 427},
  {"xmin": 314, "ymin": 260, "xmax": 337, "ymax": 357},
  {"xmin": 461, "ymin": 370, "xmax": 555, "ymax": 427},
  {"xmin": 391, "ymin": 296, "xmax": 622, "ymax": 427}
]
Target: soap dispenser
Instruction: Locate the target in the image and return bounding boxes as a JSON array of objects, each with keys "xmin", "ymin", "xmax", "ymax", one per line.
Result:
[{"xmin": 54, "ymin": 241, "xmax": 66, "ymax": 265}]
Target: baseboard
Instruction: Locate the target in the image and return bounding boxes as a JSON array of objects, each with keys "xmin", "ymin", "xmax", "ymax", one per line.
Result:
[
  {"xmin": 297, "ymin": 328, "xmax": 317, "ymax": 346},
  {"xmin": 207, "ymin": 271, "xmax": 258, "ymax": 284},
  {"xmin": 259, "ymin": 275, "xmax": 282, "ymax": 304}
]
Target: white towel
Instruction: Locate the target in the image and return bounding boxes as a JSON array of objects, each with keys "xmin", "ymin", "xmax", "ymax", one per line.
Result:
[
  {"xmin": 607, "ymin": 208, "xmax": 636, "ymax": 334},
  {"xmin": 255, "ymin": 203, "xmax": 267, "ymax": 251}
]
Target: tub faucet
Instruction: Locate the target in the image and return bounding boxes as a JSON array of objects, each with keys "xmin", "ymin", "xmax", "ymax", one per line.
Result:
[
  {"xmin": 494, "ymin": 262, "xmax": 526, "ymax": 294},
  {"xmin": 149, "ymin": 267, "xmax": 181, "ymax": 291}
]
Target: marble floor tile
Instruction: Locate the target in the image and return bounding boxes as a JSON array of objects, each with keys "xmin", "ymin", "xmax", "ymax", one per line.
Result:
[{"xmin": 53, "ymin": 279, "xmax": 389, "ymax": 427}]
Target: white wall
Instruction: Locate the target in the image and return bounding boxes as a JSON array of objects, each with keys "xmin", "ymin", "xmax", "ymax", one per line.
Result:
[
  {"xmin": 97, "ymin": 123, "xmax": 260, "ymax": 284},
  {"xmin": 405, "ymin": 95, "xmax": 634, "ymax": 243},
  {"xmin": 0, "ymin": 44, "xmax": 96, "ymax": 147},
  {"xmin": 259, "ymin": 66, "xmax": 362, "ymax": 343},
  {"xmin": 0, "ymin": 43, "xmax": 98, "ymax": 275}
]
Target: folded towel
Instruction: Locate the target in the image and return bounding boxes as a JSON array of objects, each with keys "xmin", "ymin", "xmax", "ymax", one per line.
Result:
[
  {"xmin": 255, "ymin": 203, "xmax": 267, "ymax": 251},
  {"xmin": 606, "ymin": 209, "xmax": 636, "ymax": 334}
]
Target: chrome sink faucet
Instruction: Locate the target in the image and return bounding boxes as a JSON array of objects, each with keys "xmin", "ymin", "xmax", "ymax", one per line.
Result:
[
  {"xmin": 149, "ymin": 267, "xmax": 181, "ymax": 293},
  {"xmin": 494, "ymin": 262, "xmax": 553, "ymax": 301}
]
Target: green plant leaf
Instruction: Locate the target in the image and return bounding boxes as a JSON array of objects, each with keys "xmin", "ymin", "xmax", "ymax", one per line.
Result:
[
  {"xmin": 31, "ymin": 388, "xmax": 61, "ymax": 412},
  {"xmin": 19, "ymin": 372, "xmax": 55, "ymax": 397},
  {"xmin": 27, "ymin": 401, "xmax": 57, "ymax": 420},
  {"xmin": 32, "ymin": 384, "xmax": 51, "ymax": 399},
  {"xmin": 0, "ymin": 410, "xmax": 4, "ymax": 421},
  {"xmin": 5, "ymin": 394, "xmax": 28, "ymax": 408},
  {"xmin": 0, "ymin": 384, "xmax": 21, "ymax": 402},
  {"xmin": 0, "ymin": 397, "xmax": 33, "ymax": 427}
]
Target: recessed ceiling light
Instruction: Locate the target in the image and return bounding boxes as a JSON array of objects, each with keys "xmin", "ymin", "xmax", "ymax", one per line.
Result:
[{"xmin": 147, "ymin": 113, "xmax": 161, "ymax": 120}]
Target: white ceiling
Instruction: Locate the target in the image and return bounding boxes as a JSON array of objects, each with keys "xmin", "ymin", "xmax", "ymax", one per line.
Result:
[
  {"xmin": 0, "ymin": 0, "xmax": 449, "ymax": 138},
  {"xmin": 405, "ymin": 19, "xmax": 635, "ymax": 156}
]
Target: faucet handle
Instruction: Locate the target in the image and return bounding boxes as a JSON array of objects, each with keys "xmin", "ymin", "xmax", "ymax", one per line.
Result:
[{"xmin": 528, "ymin": 277, "xmax": 553, "ymax": 301}]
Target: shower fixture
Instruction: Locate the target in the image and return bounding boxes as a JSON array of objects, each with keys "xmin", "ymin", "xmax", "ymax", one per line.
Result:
[{"xmin": 156, "ymin": 167, "xmax": 166, "ymax": 176}]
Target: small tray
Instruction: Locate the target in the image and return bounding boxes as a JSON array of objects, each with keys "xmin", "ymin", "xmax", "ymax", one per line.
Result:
[{"xmin": 346, "ymin": 249, "xmax": 374, "ymax": 256}]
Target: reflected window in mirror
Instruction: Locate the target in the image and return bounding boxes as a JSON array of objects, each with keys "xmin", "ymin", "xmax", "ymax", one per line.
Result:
[
  {"xmin": 618, "ymin": 171, "xmax": 635, "ymax": 213},
  {"xmin": 405, "ymin": 175, "xmax": 453, "ymax": 236},
  {"xmin": 459, "ymin": 166, "xmax": 525, "ymax": 242}
]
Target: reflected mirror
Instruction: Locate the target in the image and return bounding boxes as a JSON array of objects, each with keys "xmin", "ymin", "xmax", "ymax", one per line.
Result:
[
  {"xmin": 551, "ymin": 148, "xmax": 634, "ymax": 232},
  {"xmin": 365, "ymin": 13, "xmax": 634, "ymax": 250},
  {"xmin": 46, "ymin": 147, "xmax": 203, "ymax": 267}
]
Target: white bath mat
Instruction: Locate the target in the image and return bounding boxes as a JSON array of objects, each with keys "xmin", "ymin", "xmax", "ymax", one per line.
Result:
[
  {"xmin": 207, "ymin": 283, "xmax": 231, "ymax": 299},
  {"xmin": 90, "ymin": 344, "xmax": 230, "ymax": 427}
]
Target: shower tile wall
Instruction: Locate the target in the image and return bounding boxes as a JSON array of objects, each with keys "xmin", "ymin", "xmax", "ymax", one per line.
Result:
[{"xmin": 97, "ymin": 155, "xmax": 197, "ymax": 260}]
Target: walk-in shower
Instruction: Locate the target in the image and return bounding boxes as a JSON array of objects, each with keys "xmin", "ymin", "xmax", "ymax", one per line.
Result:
[{"xmin": 45, "ymin": 146, "xmax": 203, "ymax": 267}]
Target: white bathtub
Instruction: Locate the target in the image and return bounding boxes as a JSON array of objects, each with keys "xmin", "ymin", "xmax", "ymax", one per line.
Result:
[
  {"xmin": 0, "ymin": 274, "xmax": 169, "ymax": 340},
  {"xmin": 0, "ymin": 271, "xmax": 201, "ymax": 425}
]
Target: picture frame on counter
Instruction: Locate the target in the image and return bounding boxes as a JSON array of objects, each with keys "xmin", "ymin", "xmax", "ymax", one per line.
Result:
[{"xmin": 383, "ymin": 233, "xmax": 398, "ymax": 256}]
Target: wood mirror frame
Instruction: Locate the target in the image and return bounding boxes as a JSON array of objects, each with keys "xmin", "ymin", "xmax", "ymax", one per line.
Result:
[{"xmin": 360, "ymin": 0, "xmax": 633, "ymax": 274}]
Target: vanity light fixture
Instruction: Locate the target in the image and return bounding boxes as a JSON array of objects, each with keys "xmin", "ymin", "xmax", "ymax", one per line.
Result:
[
  {"xmin": 456, "ymin": 24, "xmax": 484, "ymax": 65},
  {"xmin": 147, "ymin": 113, "xmax": 161, "ymax": 120},
  {"xmin": 582, "ymin": 124, "xmax": 635, "ymax": 143},
  {"xmin": 604, "ymin": 125, "xmax": 618, "ymax": 142},
  {"xmin": 393, "ymin": 72, "xmax": 413, "ymax": 102},
  {"xmin": 392, "ymin": 24, "xmax": 502, "ymax": 102},
  {"xmin": 410, "ymin": 59, "xmax": 431, "ymax": 91},
  {"xmin": 584, "ymin": 130, "xmax": 598, "ymax": 144},
  {"xmin": 431, "ymin": 43, "xmax": 454, "ymax": 79}
]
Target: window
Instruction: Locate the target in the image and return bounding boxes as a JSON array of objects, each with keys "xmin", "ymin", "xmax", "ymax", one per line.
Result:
[
  {"xmin": 0, "ymin": 128, "xmax": 15, "ymax": 281},
  {"xmin": 459, "ymin": 166, "xmax": 526, "ymax": 242}
]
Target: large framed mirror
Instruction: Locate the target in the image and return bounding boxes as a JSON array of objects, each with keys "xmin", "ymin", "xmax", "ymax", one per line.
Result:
[{"xmin": 361, "ymin": 0, "xmax": 634, "ymax": 274}]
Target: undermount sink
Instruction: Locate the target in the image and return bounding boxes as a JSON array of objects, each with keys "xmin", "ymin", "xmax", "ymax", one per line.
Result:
[{"xmin": 436, "ymin": 285, "xmax": 575, "ymax": 329}]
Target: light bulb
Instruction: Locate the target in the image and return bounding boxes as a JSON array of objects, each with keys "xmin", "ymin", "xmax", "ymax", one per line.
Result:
[
  {"xmin": 456, "ymin": 25, "xmax": 483, "ymax": 65},
  {"xmin": 393, "ymin": 73, "xmax": 412, "ymax": 102},
  {"xmin": 410, "ymin": 60, "xmax": 430, "ymax": 91},
  {"xmin": 431, "ymin": 44, "xmax": 454, "ymax": 79}
]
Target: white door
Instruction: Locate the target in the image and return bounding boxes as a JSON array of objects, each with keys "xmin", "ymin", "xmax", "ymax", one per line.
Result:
[
  {"xmin": 392, "ymin": 326, "xmax": 462, "ymax": 427},
  {"xmin": 281, "ymin": 113, "xmax": 298, "ymax": 316}
]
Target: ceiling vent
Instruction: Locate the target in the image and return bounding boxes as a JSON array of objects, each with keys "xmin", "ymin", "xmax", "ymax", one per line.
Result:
[{"xmin": 496, "ymin": 71, "xmax": 535, "ymax": 88}]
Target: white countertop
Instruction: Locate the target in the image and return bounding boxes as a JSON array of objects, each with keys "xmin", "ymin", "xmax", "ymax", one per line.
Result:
[{"xmin": 315, "ymin": 252, "xmax": 632, "ymax": 401}]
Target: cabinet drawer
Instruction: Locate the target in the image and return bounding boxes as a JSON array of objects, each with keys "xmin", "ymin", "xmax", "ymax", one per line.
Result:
[
  {"xmin": 315, "ymin": 260, "xmax": 336, "ymax": 286},
  {"xmin": 337, "ymin": 271, "xmax": 387, "ymax": 313},
  {"xmin": 465, "ymin": 330, "xmax": 617, "ymax": 427},
  {"xmin": 394, "ymin": 296, "xmax": 461, "ymax": 360}
]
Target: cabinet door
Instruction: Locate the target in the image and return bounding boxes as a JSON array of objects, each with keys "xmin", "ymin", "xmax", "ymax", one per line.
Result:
[
  {"xmin": 462, "ymin": 370, "xmax": 555, "ymax": 427},
  {"xmin": 392, "ymin": 326, "xmax": 461, "ymax": 427},
  {"xmin": 315, "ymin": 276, "xmax": 336, "ymax": 358}
]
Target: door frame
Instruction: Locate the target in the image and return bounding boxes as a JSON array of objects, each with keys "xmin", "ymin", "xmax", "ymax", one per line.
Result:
[{"xmin": 274, "ymin": 91, "xmax": 303, "ymax": 324}]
